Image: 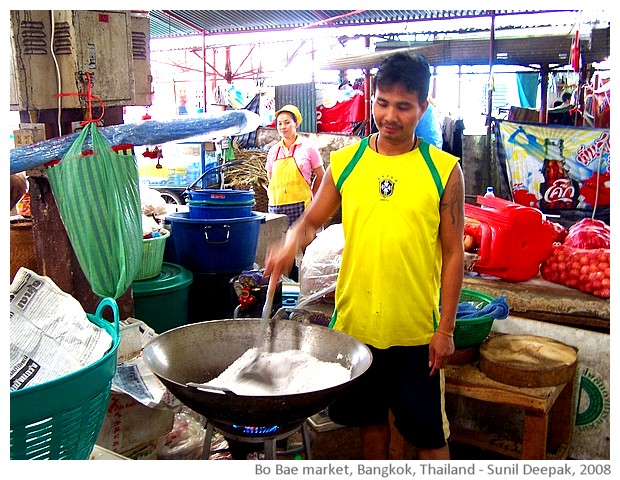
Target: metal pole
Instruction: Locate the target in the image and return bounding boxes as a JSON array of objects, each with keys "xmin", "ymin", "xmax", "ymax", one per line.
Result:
[
  {"xmin": 203, "ymin": 31, "xmax": 207, "ymax": 112},
  {"xmin": 458, "ymin": 65, "xmax": 462, "ymax": 109},
  {"xmin": 486, "ymin": 10, "xmax": 496, "ymax": 134},
  {"xmin": 487, "ymin": 10, "xmax": 496, "ymax": 193},
  {"xmin": 539, "ymin": 64, "xmax": 549, "ymax": 123},
  {"xmin": 364, "ymin": 35, "xmax": 372, "ymax": 136}
]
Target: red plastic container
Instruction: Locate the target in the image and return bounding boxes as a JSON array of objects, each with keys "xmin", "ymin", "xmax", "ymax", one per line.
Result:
[{"xmin": 464, "ymin": 196, "xmax": 555, "ymax": 282}]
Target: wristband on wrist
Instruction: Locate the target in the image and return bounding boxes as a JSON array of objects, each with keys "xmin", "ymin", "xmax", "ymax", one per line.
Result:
[{"xmin": 435, "ymin": 329, "xmax": 454, "ymax": 338}]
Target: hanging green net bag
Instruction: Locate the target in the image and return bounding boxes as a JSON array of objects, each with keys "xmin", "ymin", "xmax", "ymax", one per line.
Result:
[{"xmin": 45, "ymin": 122, "xmax": 143, "ymax": 299}]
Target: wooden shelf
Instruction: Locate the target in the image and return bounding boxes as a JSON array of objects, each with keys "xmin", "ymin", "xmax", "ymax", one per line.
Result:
[
  {"xmin": 445, "ymin": 363, "xmax": 564, "ymax": 412},
  {"xmin": 449, "ymin": 425, "xmax": 570, "ymax": 460},
  {"xmin": 444, "ymin": 363, "xmax": 575, "ymax": 460}
]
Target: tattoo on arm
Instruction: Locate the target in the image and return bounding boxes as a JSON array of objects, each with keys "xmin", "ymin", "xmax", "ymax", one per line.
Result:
[{"xmin": 440, "ymin": 181, "xmax": 464, "ymax": 226}]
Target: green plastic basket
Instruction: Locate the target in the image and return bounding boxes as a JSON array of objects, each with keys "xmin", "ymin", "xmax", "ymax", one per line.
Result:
[
  {"xmin": 453, "ymin": 289, "xmax": 496, "ymax": 349},
  {"xmin": 135, "ymin": 229, "xmax": 170, "ymax": 281},
  {"xmin": 10, "ymin": 298, "xmax": 120, "ymax": 460}
]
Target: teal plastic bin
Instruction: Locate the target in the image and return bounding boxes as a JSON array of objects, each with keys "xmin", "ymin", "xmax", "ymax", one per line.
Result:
[
  {"xmin": 132, "ymin": 262, "xmax": 193, "ymax": 333},
  {"xmin": 10, "ymin": 298, "xmax": 120, "ymax": 459}
]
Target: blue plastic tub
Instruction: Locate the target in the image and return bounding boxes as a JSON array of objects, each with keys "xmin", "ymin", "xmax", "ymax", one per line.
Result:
[
  {"xmin": 167, "ymin": 211, "xmax": 265, "ymax": 274},
  {"xmin": 188, "ymin": 202, "xmax": 255, "ymax": 220},
  {"xmin": 187, "ymin": 189, "xmax": 254, "ymax": 203}
]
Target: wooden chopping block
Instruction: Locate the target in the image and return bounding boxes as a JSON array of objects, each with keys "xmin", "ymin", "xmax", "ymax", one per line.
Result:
[{"xmin": 479, "ymin": 334, "xmax": 578, "ymax": 388}]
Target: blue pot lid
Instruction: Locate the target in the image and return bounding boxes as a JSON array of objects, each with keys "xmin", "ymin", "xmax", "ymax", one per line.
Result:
[
  {"xmin": 166, "ymin": 211, "xmax": 265, "ymax": 224},
  {"xmin": 132, "ymin": 262, "xmax": 193, "ymax": 295},
  {"xmin": 188, "ymin": 189, "xmax": 254, "ymax": 198}
]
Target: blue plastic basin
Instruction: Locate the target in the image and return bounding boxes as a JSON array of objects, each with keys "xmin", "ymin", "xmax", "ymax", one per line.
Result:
[{"xmin": 167, "ymin": 211, "xmax": 265, "ymax": 274}]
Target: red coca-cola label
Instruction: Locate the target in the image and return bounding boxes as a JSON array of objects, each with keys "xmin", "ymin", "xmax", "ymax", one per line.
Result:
[{"xmin": 541, "ymin": 178, "xmax": 578, "ymax": 209}]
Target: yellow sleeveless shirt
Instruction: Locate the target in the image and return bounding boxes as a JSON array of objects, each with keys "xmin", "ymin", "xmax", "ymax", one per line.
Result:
[{"xmin": 330, "ymin": 138, "xmax": 459, "ymax": 349}]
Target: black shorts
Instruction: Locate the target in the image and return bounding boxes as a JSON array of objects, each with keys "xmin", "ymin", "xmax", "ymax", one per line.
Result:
[{"xmin": 327, "ymin": 344, "xmax": 448, "ymax": 450}]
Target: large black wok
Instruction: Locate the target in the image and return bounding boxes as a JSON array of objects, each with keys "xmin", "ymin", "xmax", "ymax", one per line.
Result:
[{"xmin": 142, "ymin": 312, "xmax": 372, "ymax": 430}]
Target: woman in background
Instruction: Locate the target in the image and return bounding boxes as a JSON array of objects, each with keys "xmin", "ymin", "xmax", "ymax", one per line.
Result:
[{"xmin": 266, "ymin": 104, "xmax": 325, "ymax": 227}]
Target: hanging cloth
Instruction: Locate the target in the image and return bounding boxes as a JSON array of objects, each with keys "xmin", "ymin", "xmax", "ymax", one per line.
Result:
[
  {"xmin": 45, "ymin": 122, "xmax": 143, "ymax": 299},
  {"xmin": 571, "ymin": 30, "xmax": 581, "ymax": 73},
  {"xmin": 267, "ymin": 144, "xmax": 312, "ymax": 207}
]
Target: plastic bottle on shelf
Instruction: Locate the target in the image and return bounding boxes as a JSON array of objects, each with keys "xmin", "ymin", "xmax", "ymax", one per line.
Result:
[{"xmin": 482, "ymin": 186, "xmax": 495, "ymax": 209}]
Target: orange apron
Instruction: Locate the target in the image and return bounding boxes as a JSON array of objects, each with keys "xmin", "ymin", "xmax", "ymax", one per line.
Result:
[{"xmin": 267, "ymin": 145, "xmax": 312, "ymax": 207}]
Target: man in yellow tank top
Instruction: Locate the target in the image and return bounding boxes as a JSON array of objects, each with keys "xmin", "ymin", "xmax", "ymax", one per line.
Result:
[{"xmin": 265, "ymin": 53, "xmax": 464, "ymax": 460}]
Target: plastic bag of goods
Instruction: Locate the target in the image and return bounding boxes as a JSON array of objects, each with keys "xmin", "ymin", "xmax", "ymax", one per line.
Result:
[
  {"xmin": 298, "ymin": 224, "xmax": 344, "ymax": 307},
  {"xmin": 156, "ymin": 408, "xmax": 206, "ymax": 460},
  {"xmin": 563, "ymin": 218, "xmax": 610, "ymax": 250}
]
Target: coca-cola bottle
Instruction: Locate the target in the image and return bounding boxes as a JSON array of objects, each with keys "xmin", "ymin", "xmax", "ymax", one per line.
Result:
[{"xmin": 539, "ymin": 138, "xmax": 579, "ymax": 210}]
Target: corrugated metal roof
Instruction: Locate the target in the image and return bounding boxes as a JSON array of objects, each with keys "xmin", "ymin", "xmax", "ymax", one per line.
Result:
[
  {"xmin": 319, "ymin": 27, "xmax": 610, "ymax": 69},
  {"xmin": 148, "ymin": 10, "xmax": 576, "ymax": 38}
]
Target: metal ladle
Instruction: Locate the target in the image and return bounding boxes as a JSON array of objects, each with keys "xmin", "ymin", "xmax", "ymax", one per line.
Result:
[{"xmin": 236, "ymin": 275, "xmax": 291, "ymax": 386}]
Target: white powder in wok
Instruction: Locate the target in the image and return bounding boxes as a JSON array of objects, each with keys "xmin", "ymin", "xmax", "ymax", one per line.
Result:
[{"xmin": 202, "ymin": 348, "xmax": 351, "ymax": 396}]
